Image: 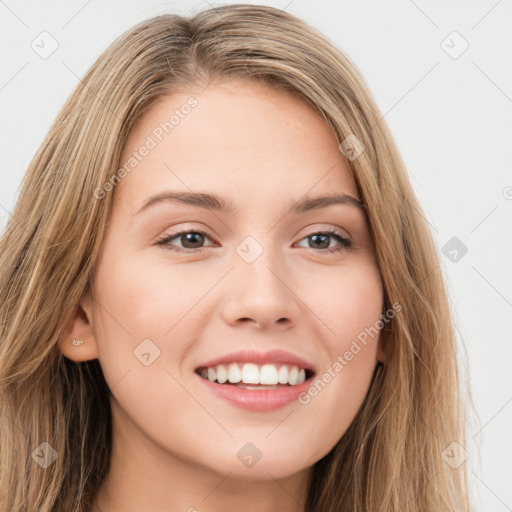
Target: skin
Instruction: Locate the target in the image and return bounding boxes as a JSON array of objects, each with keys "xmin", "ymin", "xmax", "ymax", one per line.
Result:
[{"xmin": 59, "ymin": 78, "xmax": 386, "ymax": 512}]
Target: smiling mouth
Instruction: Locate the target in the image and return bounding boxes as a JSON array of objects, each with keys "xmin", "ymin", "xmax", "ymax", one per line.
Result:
[{"xmin": 195, "ymin": 362, "xmax": 315, "ymax": 388}]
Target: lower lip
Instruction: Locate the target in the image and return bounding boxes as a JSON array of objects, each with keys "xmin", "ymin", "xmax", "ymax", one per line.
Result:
[{"xmin": 197, "ymin": 374, "xmax": 313, "ymax": 411}]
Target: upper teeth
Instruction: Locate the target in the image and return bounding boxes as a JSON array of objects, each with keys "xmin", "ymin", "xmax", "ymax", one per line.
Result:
[{"xmin": 199, "ymin": 363, "xmax": 307, "ymax": 386}]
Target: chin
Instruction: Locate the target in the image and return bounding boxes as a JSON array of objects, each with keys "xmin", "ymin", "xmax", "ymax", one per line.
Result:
[{"xmin": 197, "ymin": 444, "xmax": 316, "ymax": 481}]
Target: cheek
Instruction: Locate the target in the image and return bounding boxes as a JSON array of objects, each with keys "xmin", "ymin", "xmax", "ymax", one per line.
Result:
[
  {"xmin": 91, "ymin": 248, "xmax": 217, "ymax": 394},
  {"xmin": 304, "ymin": 259, "xmax": 383, "ymax": 345},
  {"xmin": 90, "ymin": 251, "xmax": 200, "ymax": 422},
  {"xmin": 94, "ymin": 248, "xmax": 200, "ymax": 336},
  {"xmin": 296, "ymin": 262, "xmax": 383, "ymax": 437}
]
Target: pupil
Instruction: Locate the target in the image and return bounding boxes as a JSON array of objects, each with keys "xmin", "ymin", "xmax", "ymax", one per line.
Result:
[
  {"xmin": 311, "ymin": 234, "xmax": 329, "ymax": 249},
  {"xmin": 183, "ymin": 232, "xmax": 204, "ymax": 248}
]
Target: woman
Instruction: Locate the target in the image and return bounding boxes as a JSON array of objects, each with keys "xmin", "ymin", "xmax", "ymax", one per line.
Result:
[{"xmin": 0, "ymin": 4, "xmax": 473, "ymax": 511}]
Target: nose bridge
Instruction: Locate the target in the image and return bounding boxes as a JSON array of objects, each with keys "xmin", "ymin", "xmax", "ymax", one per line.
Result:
[
  {"xmin": 237, "ymin": 232, "xmax": 288, "ymax": 295},
  {"xmin": 221, "ymin": 233, "xmax": 299, "ymax": 327}
]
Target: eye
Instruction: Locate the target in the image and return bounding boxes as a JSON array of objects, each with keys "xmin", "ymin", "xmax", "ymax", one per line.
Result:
[
  {"xmin": 155, "ymin": 229, "xmax": 216, "ymax": 253},
  {"xmin": 155, "ymin": 227, "xmax": 351, "ymax": 254},
  {"xmin": 294, "ymin": 228, "xmax": 352, "ymax": 254}
]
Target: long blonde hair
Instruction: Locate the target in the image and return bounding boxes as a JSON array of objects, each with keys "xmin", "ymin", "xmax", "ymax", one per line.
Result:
[{"xmin": 0, "ymin": 4, "xmax": 473, "ymax": 511}]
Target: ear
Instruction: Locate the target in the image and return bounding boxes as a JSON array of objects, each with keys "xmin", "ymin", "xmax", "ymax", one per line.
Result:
[{"xmin": 57, "ymin": 290, "xmax": 99, "ymax": 362}]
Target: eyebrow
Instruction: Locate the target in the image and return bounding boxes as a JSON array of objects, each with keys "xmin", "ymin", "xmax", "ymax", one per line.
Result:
[{"xmin": 133, "ymin": 190, "xmax": 365, "ymax": 216}]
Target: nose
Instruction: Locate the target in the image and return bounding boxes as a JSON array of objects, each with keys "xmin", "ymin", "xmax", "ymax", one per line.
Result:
[{"xmin": 220, "ymin": 247, "xmax": 301, "ymax": 330}]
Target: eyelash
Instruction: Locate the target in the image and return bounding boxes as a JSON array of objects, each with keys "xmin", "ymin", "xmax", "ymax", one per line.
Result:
[{"xmin": 155, "ymin": 227, "xmax": 352, "ymax": 255}]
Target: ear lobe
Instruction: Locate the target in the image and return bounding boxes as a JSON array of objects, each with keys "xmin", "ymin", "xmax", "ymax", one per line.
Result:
[{"xmin": 57, "ymin": 302, "xmax": 99, "ymax": 362}]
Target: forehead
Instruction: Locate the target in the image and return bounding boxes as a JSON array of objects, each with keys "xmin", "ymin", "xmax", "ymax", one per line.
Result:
[{"xmin": 116, "ymin": 78, "xmax": 358, "ymax": 213}]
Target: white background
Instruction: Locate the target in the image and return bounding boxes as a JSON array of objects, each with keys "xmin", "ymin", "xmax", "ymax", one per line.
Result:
[{"xmin": 1, "ymin": 1, "xmax": 511, "ymax": 510}]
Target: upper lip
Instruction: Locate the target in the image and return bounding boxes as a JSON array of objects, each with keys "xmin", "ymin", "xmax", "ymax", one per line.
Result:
[{"xmin": 196, "ymin": 349, "xmax": 316, "ymax": 374}]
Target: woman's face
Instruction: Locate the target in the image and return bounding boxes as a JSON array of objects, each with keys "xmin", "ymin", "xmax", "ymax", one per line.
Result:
[{"xmin": 73, "ymin": 78, "xmax": 385, "ymax": 480}]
